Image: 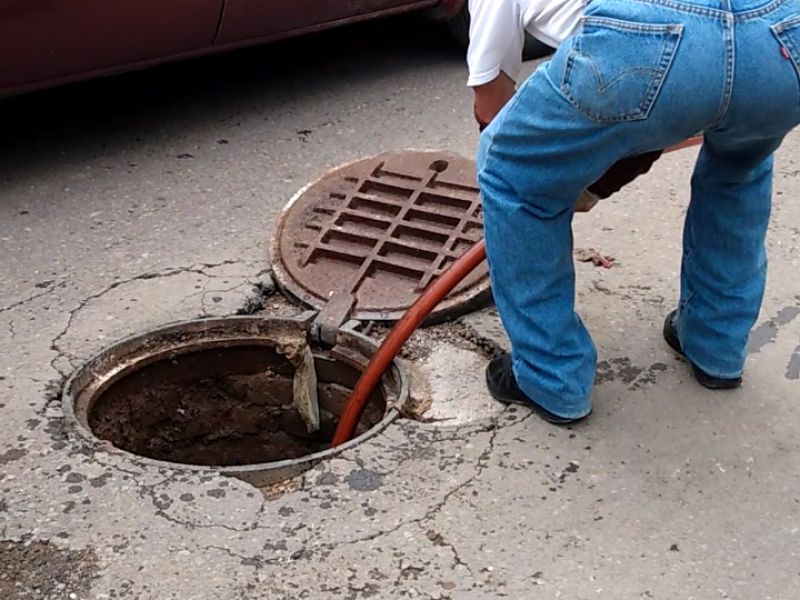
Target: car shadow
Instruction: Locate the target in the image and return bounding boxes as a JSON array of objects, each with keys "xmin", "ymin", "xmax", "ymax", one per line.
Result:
[{"xmin": 0, "ymin": 14, "xmax": 463, "ymax": 185}]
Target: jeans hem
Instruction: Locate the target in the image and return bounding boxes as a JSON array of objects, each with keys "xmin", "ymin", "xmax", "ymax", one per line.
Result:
[
  {"xmin": 526, "ymin": 393, "xmax": 594, "ymax": 420},
  {"xmin": 512, "ymin": 362, "xmax": 594, "ymax": 419},
  {"xmin": 688, "ymin": 358, "xmax": 744, "ymax": 381}
]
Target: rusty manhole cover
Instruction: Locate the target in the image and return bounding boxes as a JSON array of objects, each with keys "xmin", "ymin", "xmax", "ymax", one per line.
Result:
[{"xmin": 270, "ymin": 150, "xmax": 490, "ymax": 323}]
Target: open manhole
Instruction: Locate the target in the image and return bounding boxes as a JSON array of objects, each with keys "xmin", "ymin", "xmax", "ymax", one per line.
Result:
[
  {"xmin": 62, "ymin": 314, "xmax": 408, "ymax": 486},
  {"xmin": 270, "ymin": 150, "xmax": 491, "ymax": 324}
]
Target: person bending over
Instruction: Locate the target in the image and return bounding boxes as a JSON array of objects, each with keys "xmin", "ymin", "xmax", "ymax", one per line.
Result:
[{"xmin": 467, "ymin": 0, "xmax": 800, "ymax": 424}]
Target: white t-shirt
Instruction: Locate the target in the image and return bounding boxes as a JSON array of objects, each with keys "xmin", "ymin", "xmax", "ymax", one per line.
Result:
[{"xmin": 466, "ymin": 0, "xmax": 587, "ymax": 87}]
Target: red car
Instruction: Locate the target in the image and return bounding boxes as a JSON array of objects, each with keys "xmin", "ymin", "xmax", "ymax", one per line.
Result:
[{"xmin": 0, "ymin": 0, "xmax": 552, "ymax": 99}]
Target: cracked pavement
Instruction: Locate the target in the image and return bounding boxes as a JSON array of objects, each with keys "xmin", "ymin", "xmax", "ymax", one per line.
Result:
[{"xmin": 2, "ymin": 17, "xmax": 800, "ymax": 600}]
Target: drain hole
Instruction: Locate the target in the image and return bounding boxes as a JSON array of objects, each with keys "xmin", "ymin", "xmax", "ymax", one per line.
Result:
[
  {"xmin": 87, "ymin": 346, "xmax": 386, "ymax": 467},
  {"xmin": 429, "ymin": 160, "xmax": 448, "ymax": 173}
]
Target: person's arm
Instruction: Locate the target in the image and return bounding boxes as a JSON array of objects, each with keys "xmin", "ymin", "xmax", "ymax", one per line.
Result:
[{"xmin": 467, "ymin": 0, "xmax": 525, "ymax": 130}]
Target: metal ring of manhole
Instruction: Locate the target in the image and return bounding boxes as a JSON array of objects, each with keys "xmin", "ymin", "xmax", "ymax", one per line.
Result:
[
  {"xmin": 62, "ymin": 314, "xmax": 408, "ymax": 487},
  {"xmin": 270, "ymin": 150, "xmax": 491, "ymax": 324}
]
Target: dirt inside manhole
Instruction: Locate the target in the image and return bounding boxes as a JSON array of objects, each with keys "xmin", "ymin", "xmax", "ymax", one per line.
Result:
[{"xmin": 88, "ymin": 345, "xmax": 386, "ymax": 466}]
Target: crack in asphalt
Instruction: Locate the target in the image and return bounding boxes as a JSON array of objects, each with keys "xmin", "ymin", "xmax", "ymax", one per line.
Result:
[
  {"xmin": 199, "ymin": 287, "xmax": 250, "ymax": 315},
  {"xmin": 133, "ymin": 474, "xmax": 269, "ymax": 533},
  {"xmin": 412, "ymin": 421, "xmax": 501, "ymax": 575},
  {"xmin": 46, "ymin": 259, "xmax": 246, "ymax": 377},
  {"xmin": 19, "ymin": 259, "xmax": 528, "ymax": 582},
  {"xmin": 0, "ymin": 282, "xmax": 62, "ymax": 315},
  {"xmin": 304, "ymin": 419, "xmax": 509, "ymax": 556},
  {"xmin": 328, "ymin": 415, "xmax": 539, "ymax": 575},
  {"xmin": 417, "ymin": 518, "xmax": 472, "ymax": 576},
  {"xmin": 206, "ymin": 418, "xmax": 519, "ymax": 575},
  {"xmin": 206, "ymin": 545, "xmax": 272, "ymax": 569},
  {"xmin": 233, "ymin": 427, "xmax": 505, "ymax": 586},
  {"xmin": 180, "ymin": 277, "xmax": 252, "ymax": 308}
]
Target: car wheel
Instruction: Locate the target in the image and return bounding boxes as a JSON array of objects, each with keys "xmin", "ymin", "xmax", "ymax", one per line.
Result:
[{"xmin": 445, "ymin": 4, "xmax": 554, "ymax": 62}]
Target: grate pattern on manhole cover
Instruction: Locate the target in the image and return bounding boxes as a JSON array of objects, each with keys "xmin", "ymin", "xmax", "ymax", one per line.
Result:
[{"xmin": 270, "ymin": 151, "xmax": 490, "ymax": 323}]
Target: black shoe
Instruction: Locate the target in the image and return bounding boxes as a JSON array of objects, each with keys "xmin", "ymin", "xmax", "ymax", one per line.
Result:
[
  {"xmin": 663, "ymin": 310, "xmax": 742, "ymax": 390},
  {"xmin": 485, "ymin": 354, "xmax": 590, "ymax": 425}
]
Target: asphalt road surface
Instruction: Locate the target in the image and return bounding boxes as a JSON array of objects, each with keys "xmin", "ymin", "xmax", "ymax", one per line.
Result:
[{"xmin": 2, "ymin": 15, "xmax": 799, "ymax": 600}]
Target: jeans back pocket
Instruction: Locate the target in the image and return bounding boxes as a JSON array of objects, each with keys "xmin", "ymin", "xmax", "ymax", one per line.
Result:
[
  {"xmin": 772, "ymin": 15, "xmax": 800, "ymax": 100},
  {"xmin": 561, "ymin": 16, "xmax": 683, "ymax": 123}
]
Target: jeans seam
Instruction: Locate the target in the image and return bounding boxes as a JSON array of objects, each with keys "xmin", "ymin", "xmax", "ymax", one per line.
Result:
[
  {"xmin": 624, "ymin": 0, "xmax": 792, "ymax": 21},
  {"xmin": 735, "ymin": 0, "xmax": 792, "ymax": 22},
  {"xmin": 644, "ymin": 26, "xmax": 683, "ymax": 117},
  {"xmin": 624, "ymin": 0, "xmax": 729, "ymax": 19},
  {"xmin": 478, "ymin": 76, "xmax": 530, "ymax": 174},
  {"xmin": 678, "ymin": 290, "xmax": 696, "ymax": 347},
  {"xmin": 772, "ymin": 14, "xmax": 800, "ymax": 31},
  {"xmin": 711, "ymin": 14, "xmax": 736, "ymax": 127},
  {"xmin": 680, "ymin": 228, "xmax": 696, "ymax": 328},
  {"xmin": 772, "ymin": 24, "xmax": 800, "ymax": 101},
  {"xmin": 582, "ymin": 15, "xmax": 684, "ymax": 33}
]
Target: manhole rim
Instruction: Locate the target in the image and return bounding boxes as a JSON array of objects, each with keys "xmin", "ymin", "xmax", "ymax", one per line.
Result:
[
  {"xmin": 269, "ymin": 149, "xmax": 492, "ymax": 325},
  {"xmin": 61, "ymin": 315, "xmax": 406, "ymax": 485}
]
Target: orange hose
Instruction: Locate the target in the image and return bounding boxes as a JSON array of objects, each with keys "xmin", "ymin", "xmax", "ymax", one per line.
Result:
[
  {"xmin": 331, "ymin": 136, "xmax": 704, "ymax": 447},
  {"xmin": 666, "ymin": 136, "xmax": 704, "ymax": 152},
  {"xmin": 331, "ymin": 240, "xmax": 488, "ymax": 446}
]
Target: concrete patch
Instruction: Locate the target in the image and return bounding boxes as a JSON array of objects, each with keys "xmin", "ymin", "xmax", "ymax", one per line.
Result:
[{"xmin": 415, "ymin": 342, "xmax": 505, "ymax": 426}]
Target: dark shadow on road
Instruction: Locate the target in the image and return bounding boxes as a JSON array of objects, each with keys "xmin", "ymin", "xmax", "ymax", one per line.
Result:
[{"xmin": 0, "ymin": 14, "xmax": 463, "ymax": 185}]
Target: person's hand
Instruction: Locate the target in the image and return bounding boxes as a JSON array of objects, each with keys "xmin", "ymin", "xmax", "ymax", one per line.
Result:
[{"xmin": 473, "ymin": 71, "xmax": 516, "ymax": 131}]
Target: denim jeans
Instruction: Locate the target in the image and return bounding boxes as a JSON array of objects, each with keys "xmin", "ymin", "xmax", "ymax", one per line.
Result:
[{"xmin": 477, "ymin": 0, "xmax": 800, "ymax": 419}]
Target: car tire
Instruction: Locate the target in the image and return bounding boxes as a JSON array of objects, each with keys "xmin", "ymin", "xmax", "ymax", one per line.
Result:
[{"xmin": 445, "ymin": 4, "xmax": 554, "ymax": 62}]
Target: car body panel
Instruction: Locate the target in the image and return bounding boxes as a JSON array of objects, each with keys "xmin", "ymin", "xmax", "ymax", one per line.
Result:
[
  {"xmin": 0, "ymin": 0, "xmax": 467, "ymax": 99},
  {"xmin": 0, "ymin": 0, "xmax": 222, "ymax": 88},
  {"xmin": 424, "ymin": 0, "xmax": 464, "ymax": 20},
  {"xmin": 216, "ymin": 0, "xmax": 435, "ymax": 45}
]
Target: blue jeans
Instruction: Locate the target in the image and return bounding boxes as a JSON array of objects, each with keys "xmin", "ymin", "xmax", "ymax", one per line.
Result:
[{"xmin": 477, "ymin": 0, "xmax": 800, "ymax": 419}]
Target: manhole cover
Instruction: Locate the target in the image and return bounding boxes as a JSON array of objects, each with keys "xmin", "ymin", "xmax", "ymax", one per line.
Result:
[
  {"xmin": 62, "ymin": 315, "xmax": 408, "ymax": 486},
  {"xmin": 270, "ymin": 150, "xmax": 490, "ymax": 324}
]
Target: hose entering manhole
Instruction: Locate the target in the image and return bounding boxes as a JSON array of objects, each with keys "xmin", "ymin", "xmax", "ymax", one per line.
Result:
[{"xmin": 331, "ymin": 137, "xmax": 704, "ymax": 446}]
